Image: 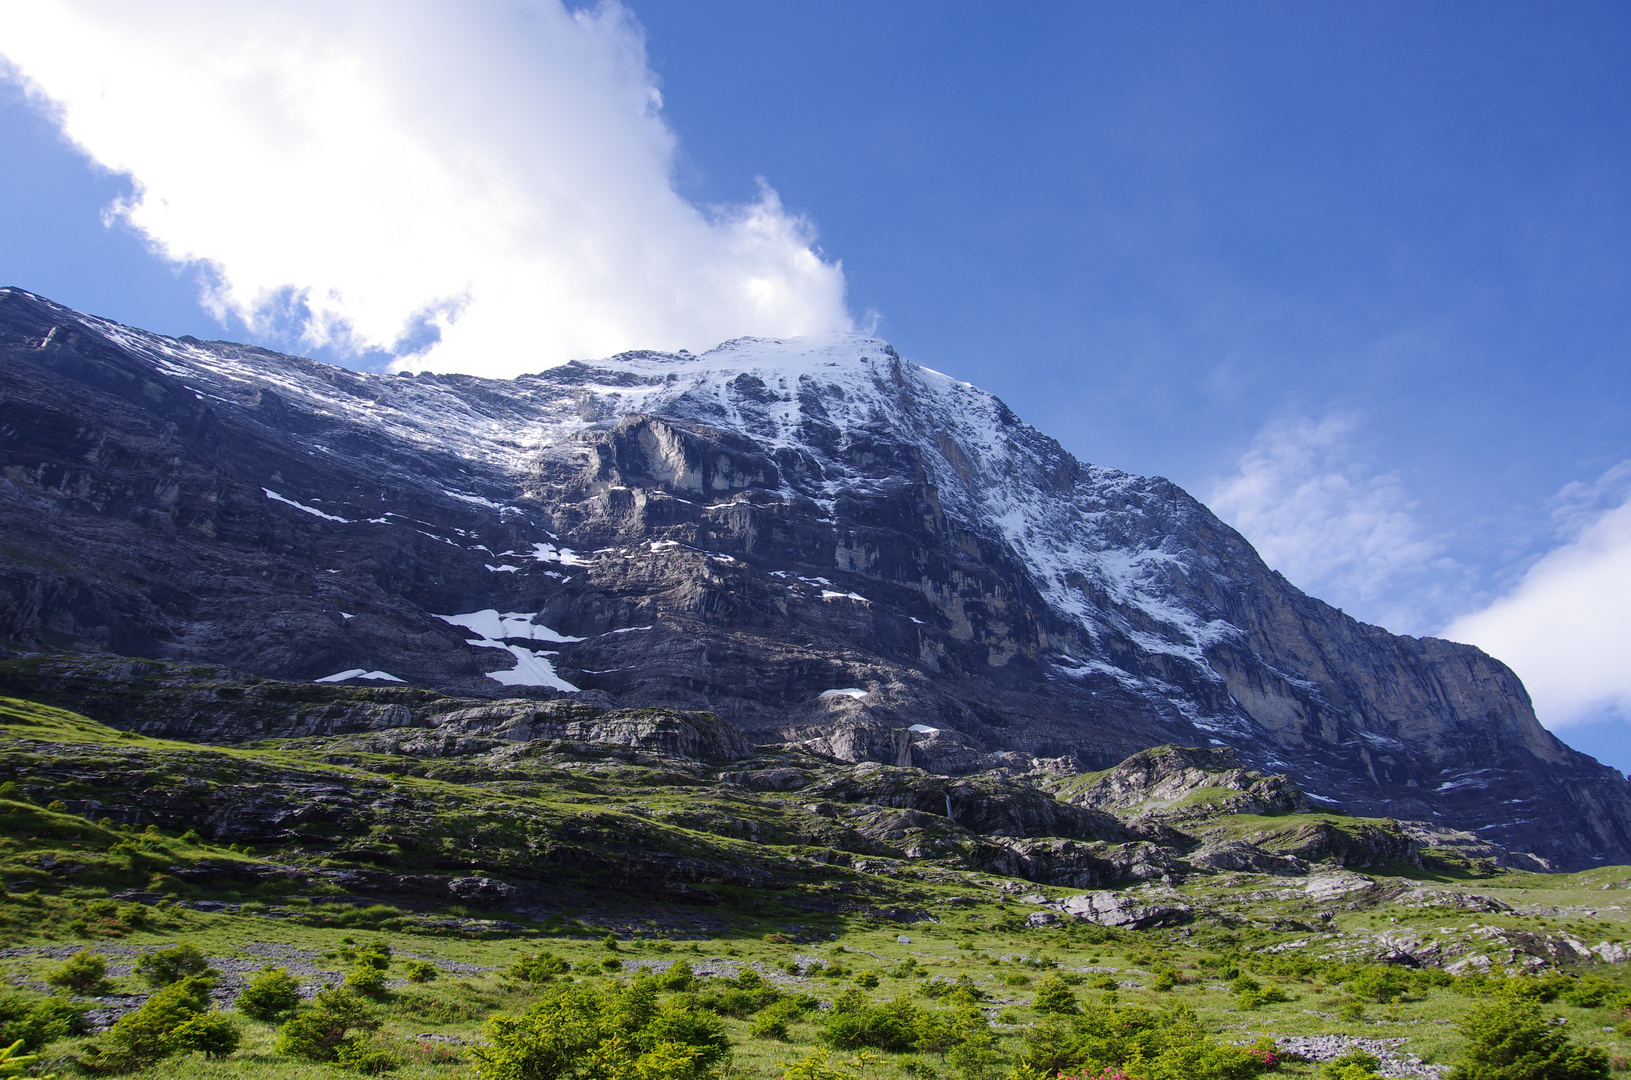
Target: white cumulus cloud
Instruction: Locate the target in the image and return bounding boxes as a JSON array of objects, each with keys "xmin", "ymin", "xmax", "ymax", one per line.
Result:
[
  {"xmin": 0, "ymin": 0, "xmax": 852, "ymax": 374},
  {"xmin": 1206, "ymin": 415, "xmax": 1455, "ymax": 633},
  {"xmin": 1443, "ymin": 462, "xmax": 1631, "ymax": 730}
]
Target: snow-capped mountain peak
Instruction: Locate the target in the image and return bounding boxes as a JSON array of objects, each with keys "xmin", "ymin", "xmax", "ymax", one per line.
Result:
[{"xmin": 2, "ymin": 286, "xmax": 1628, "ymax": 867}]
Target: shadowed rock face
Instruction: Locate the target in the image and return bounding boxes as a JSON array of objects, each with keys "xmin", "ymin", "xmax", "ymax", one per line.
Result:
[{"xmin": 1, "ymin": 287, "xmax": 1628, "ymax": 867}]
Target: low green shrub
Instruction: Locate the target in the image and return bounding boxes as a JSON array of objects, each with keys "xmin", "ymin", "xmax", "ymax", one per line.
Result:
[
  {"xmin": 922, "ymin": 975, "xmax": 986, "ymax": 1003},
  {"xmin": 1033, "ymin": 976, "xmax": 1080, "ymax": 1015},
  {"xmin": 404, "ymin": 959, "xmax": 439, "ymax": 984},
  {"xmin": 750, "ymin": 998, "xmax": 809, "ymax": 1041},
  {"xmin": 0, "ymin": 991, "xmax": 88, "ymax": 1052},
  {"xmin": 780, "ymin": 1048, "xmax": 876, "ymax": 1080},
  {"xmin": 1017, "ymin": 1001, "xmax": 1268, "ymax": 1080},
  {"xmin": 1344, "ymin": 967, "xmax": 1412, "ymax": 1005},
  {"xmin": 134, "ymin": 943, "xmax": 215, "ymax": 988},
  {"xmin": 1558, "ymin": 976, "xmax": 1625, "ymax": 1009},
  {"xmin": 45, "ymin": 949, "xmax": 110, "ymax": 995},
  {"xmin": 1447, "ymin": 998, "xmax": 1609, "ymax": 1080},
  {"xmin": 820, "ymin": 991, "xmax": 984, "ymax": 1055},
  {"xmin": 334, "ymin": 1030, "xmax": 409, "ymax": 1075},
  {"xmin": 507, "ymin": 951, "xmax": 571, "ymax": 983},
  {"xmin": 345, "ymin": 964, "xmax": 390, "ymax": 999},
  {"xmin": 236, "ymin": 966, "xmax": 302, "ymax": 1022},
  {"xmin": 1232, "ymin": 976, "xmax": 1291, "ymax": 1010},
  {"xmin": 1316, "ymin": 963, "xmax": 1452, "ymax": 1001},
  {"xmin": 1324, "ymin": 1050, "xmax": 1383, "ymax": 1080},
  {"xmin": 166, "ymin": 1010, "xmax": 241, "ymax": 1059},
  {"xmin": 275, "ymin": 986, "xmax": 382, "ymax": 1063},
  {"xmin": 75, "ymin": 974, "xmax": 215, "ymax": 1073},
  {"xmin": 356, "ymin": 941, "xmax": 392, "ymax": 971},
  {"xmin": 672, "ymin": 969, "xmax": 779, "ymax": 1019},
  {"xmin": 948, "ymin": 1020, "xmax": 1001, "ymax": 1080},
  {"xmin": 659, "ymin": 960, "xmax": 696, "ymax": 991},
  {"xmin": 475, "ymin": 979, "xmax": 729, "ymax": 1080}
]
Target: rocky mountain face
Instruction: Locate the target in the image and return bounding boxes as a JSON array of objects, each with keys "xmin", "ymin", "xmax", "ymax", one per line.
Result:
[{"xmin": 1, "ymin": 287, "xmax": 1627, "ymax": 868}]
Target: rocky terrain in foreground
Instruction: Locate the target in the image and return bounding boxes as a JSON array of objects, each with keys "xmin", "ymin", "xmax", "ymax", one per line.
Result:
[
  {"xmin": 0, "ymin": 667, "xmax": 1616, "ymax": 969},
  {"xmin": 5, "ymin": 664, "xmax": 1631, "ymax": 1077}
]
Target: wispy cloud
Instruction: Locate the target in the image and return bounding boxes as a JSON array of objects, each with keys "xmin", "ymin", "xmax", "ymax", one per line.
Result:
[
  {"xmin": 0, "ymin": 0, "xmax": 852, "ymax": 375},
  {"xmin": 1443, "ymin": 462, "xmax": 1631, "ymax": 730},
  {"xmin": 1206, "ymin": 415, "xmax": 1458, "ymax": 633}
]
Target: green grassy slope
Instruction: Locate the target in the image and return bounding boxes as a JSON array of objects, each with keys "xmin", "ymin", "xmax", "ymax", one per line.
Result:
[{"xmin": 4, "ymin": 692, "xmax": 1631, "ymax": 1078}]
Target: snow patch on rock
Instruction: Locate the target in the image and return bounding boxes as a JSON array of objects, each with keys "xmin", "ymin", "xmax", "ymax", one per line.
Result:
[
  {"xmin": 315, "ymin": 669, "xmax": 404, "ymax": 683},
  {"xmin": 530, "ymin": 542, "xmax": 587, "ymax": 566},
  {"xmin": 434, "ymin": 610, "xmax": 585, "ymax": 691},
  {"xmin": 263, "ymin": 488, "xmax": 349, "ymax": 523}
]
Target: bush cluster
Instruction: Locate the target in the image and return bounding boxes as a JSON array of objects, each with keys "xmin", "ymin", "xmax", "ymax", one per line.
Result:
[
  {"xmin": 748, "ymin": 996, "xmax": 816, "ymax": 1040},
  {"xmin": 276, "ymin": 986, "xmax": 383, "ymax": 1064},
  {"xmin": 658, "ymin": 960, "xmax": 696, "ymax": 991},
  {"xmin": 64, "ymin": 898, "xmax": 153, "ymax": 939},
  {"xmin": 474, "ymin": 976, "xmax": 729, "ymax": 1080},
  {"xmin": 1018, "ymin": 1001, "xmax": 1276, "ymax": 1080},
  {"xmin": 1324, "ymin": 1049, "xmax": 1384, "ymax": 1080},
  {"xmin": 507, "ymin": 950, "xmax": 572, "ymax": 984},
  {"xmin": 1033, "ymin": 976, "xmax": 1081, "ymax": 1015},
  {"xmin": 0, "ymin": 992, "xmax": 88, "ymax": 1053},
  {"xmin": 10, "ymin": 913, "xmax": 1628, "ymax": 1079},
  {"xmin": 405, "ymin": 959, "xmax": 439, "ymax": 983},
  {"xmin": 237, "ymin": 966, "xmax": 303, "ymax": 1022},
  {"xmin": 681, "ymin": 969, "xmax": 781, "ymax": 1018},
  {"xmin": 820, "ymin": 987, "xmax": 991, "ymax": 1058},
  {"xmin": 75, "ymin": 974, "xmax": 238, "ymax": 1073},
  {"xmin": 134, "ymin": 943, "xmax": 216, "ymax": 988},
  {"xmin": 921, "ymin": 974, "xmax": 986, "ymax": 1003},
  {"xmin": 1448, "ymin": 998, "xmax": 1610, "ymax": 1080},
  {"xmin": 1230, "ymin": 976, "xmax": 1290, "ymax": 1010},
  {"xmin": 344, "ymin": 941, "xmax": 395, "ymax": 998},
  {"xmin": 45, "ymin": 949, "xmax": 111, "ymax": 995}
]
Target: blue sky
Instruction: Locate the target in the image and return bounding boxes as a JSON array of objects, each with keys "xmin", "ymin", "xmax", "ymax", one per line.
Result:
[{"xmin": 2, "ymin": 2, "xmax": 1628, "ymax": 769}]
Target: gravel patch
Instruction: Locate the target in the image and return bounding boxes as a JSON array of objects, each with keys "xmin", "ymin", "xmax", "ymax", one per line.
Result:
[{"xmin": 1276, "ymin": 1035, "xmax": 1449, "ymax": 1079}]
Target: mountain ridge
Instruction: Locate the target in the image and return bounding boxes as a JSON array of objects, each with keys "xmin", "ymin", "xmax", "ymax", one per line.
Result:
[{"xmin": 0, "ymin": 286, "xmax": 1626, "ymax": 868}]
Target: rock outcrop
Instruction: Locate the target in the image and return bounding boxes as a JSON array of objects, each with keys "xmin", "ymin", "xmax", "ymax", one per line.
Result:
[
  {"xmin": 1050, "ymin": 890, "xmax": 1193, "ymax": 929},
  {"xmin": 1054, "ymin": 744, "xmax": 1311, "ymax": 821}
]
